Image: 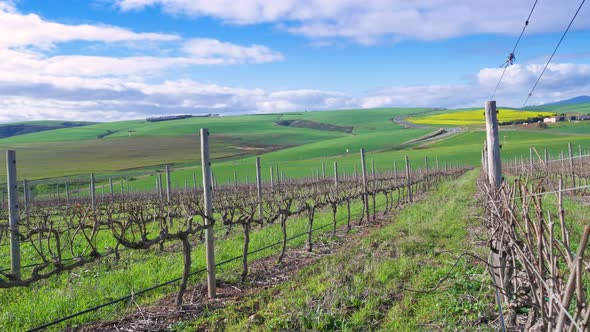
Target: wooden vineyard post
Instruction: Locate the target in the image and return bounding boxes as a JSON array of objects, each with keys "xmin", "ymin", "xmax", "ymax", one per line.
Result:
[
  {"xmin": 544, "ymin": 148, "xmax": 548, "ymax": 164},
  {"xmin": 233, "ymin": 170, "xmax": 238, "ymax": 188},
  {"xmin": 484, "ymin": 100, "xmax": 510, "ymax": 325},
  {"xmin": 158, "ymin": 173, "xmax": 163, "ymax": 199},
  {"xmin": 393, "ymin": 160, "xmax": 398, "ymax": 185},
  {"xmin": 485, "ymin": 101, "xmax": 502, "ymax": 188},
  {"xmin": 193, "ymin": 172, "xmax": 197, "ymax": 190},
  {"xmin": 65, "ymin": 178, "xmax": 70, "ymax": 203},
  {"xmin": 109, "ymin": 178, "xmax": 114, "ymax": 201},
  {"xmin": 371, "ymin": 159, "xmax": 375, "ymax": 179},
  {"xmin": 165, "ymin": 165, "xmax": 172, "ymax": 203},
  {"xmin": 568, "ymin": 143, "xmax": 576, "ymax": 190},
  {"xmin": 334, "ymin": 161, "xmax": 339, "ymax": 188},
  {"xmin": 360, "ymin": 148, "xmax": 370, "ymax": 223},
  {"xmin": 424, "ymin": 156, "xmax": 429, "ymax": 175},
  {"xmin": 529, "ymin": 146, "xmax": 534, "ymax": 175},
  {"xmin": 90, "ymin": 173, "xmax": 96, "ymax": 210},
  {"xmin": 270, "ymin": 167, "xmax": 274, "ymax": 192},
  {"xmin": 255, "ymin": 157, "xmax": 263, "ymax": 223},
  {"xmin": 200, "ymin": 128, "xmax": 216, "ymax": 298},
  {"xmin": 405, "ymin": 156, "xmax": 412, "ymax": 202},
  {"xmin": 7, "ymin": 151, "xmax": 21, "ymax": 279},
  {"xmin": 322, "ymin": 161, "xmax": 326, "ymax": 179},
  {"xmin": 276, "ymin": 166, "xmax": 280, "ymax": 192}
]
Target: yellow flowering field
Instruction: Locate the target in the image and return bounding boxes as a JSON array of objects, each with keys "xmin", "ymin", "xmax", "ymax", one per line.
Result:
[{"xmin": 408, "ymin": 109, "xmax": 555, "ymax": 126}]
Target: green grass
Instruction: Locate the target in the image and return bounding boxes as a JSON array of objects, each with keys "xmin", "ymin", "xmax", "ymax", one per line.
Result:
[{"xmin": 182, "ymin": 170, "xmax": 494, "ymax": 331}]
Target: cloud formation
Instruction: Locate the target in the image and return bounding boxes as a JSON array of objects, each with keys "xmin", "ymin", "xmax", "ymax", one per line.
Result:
[
  {"xmin": 0, "ymin": 1, "xmax": 589, "ymax": 123},
  {"xmin": 2, "ymin": 61, "xmax": 590, "ymax": 123},
  {"xmin": 113, "ymin": 0, "xmax": 590, "ymax": 44}
]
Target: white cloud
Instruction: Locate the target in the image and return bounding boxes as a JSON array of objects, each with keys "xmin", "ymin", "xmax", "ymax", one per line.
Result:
[
  {"xmin": 113, "ymin": 0, "xmax": 590, "ymax": 44},
  {"xmin": 0, "ymin": 1, "xmax": 179, "ymax": 49},
  {"xmin": 1, "ymin": 61, "xmax": 589, "ymax": 123},
  {"xmin": 183, "ymin": 38, "xmax": 284, "ymax": 64}
]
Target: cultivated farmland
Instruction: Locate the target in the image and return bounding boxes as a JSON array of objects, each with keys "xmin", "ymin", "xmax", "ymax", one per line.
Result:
[{"xmin": 1, "ymin": 106, "xmax": 590, "ymax": 331}]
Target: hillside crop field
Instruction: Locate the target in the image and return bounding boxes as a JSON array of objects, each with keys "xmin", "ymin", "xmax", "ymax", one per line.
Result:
[{"xmin": 407, "ymin": 108, "xmax": 555, "ymax": 126}]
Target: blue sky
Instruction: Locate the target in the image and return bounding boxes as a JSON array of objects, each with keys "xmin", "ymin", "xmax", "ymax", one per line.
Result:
[{"xmin": 1, "ymin": 0, "xmax": 590, "ymax": 122}]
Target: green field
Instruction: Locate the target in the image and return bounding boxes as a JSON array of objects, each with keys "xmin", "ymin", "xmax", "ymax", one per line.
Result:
[{"xmin": 1, "ymin": 106, "xmax": 588, "ymax": 194}]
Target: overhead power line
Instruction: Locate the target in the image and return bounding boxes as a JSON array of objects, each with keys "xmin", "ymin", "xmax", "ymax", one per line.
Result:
[
  {"xmin": 491, "ymin": 0, "xmax": 540, "ymax": 100},
  {"xmin": 522, "ymin": 0, "xmax": 587, "ymax": 107}
]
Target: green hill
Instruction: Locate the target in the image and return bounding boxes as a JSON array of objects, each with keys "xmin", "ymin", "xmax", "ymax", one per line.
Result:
[{"xmin": 0, "ymin": 120, "xmax": 94, "ymax": 139}]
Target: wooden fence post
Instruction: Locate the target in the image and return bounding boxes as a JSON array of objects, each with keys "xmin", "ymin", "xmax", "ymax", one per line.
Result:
[
  {"xmin": 109, "ymin": 178, "xmax": 114, "ymax": 201},
  {"xmin": 165, "ymin": 165, "xmax": 172, "ymax": 203},
  {"xmin": 544, "ymin": 148, "xmax": 548, "ymax": 164},
  {"xmin": 65, "ymin": 178, "xmax": 70, "ymax": 203},
  {"xmin": 90, "ymin": 173, "xmax": 96, "ymax": 210},
  {"xmin": 405, "ymin": 156, "xmax": 412, "ymax": 202},
  {"xmin": 158, "ymin": 173, "xmax": 163, "ymax": 199},
  {"xmin": 485, "ymin": 101, "xmax": 502, "ymax": 188},
  {"xmin": 270, "ymin": 167, "xmax": 274, "ymax": 192},
  {"xmin": 255, "ymin": 157, "xmax": 263, "ymax": 223},
  {"xmin": 568, "ymin": 143, "xmax": 576, "ymax": 190},
  {"xmin": 7, "ymin": 151, "xmax": 21, "ymax": 279},
  {"xmin": 200, "ymin": 128, "xmax": 216, "ymax": 298},
  {"xmin": 393, "ymin": 160, "xmax": 398, "ymax": 185},
  {"xmin": 334, "ymin": 161, "xmax": 339, "ymax": 188},
  {"xmin": 529, "ymin": 146, "xmax": 534, "ymax": 175},
  {"xmin": 360, "ymin": 148, "xmax": 370, "ymax": 223}
]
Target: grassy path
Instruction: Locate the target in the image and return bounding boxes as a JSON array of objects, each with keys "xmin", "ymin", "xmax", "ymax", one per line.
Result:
[{"xmin": 175, "ymin": 170, "xmax": 495, "ymax": 331}]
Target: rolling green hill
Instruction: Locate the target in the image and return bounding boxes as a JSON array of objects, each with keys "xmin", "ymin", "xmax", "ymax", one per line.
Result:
[
  {"xmin": 0, "ymin": 121, "xmax": 94, "ymax": 139},
  {"xmin": 0, "ymin": 108, "xmax": 431, "ymax": 180}
]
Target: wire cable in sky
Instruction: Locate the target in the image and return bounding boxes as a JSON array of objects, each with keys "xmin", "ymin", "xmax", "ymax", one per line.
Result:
[
  {"xmin": 522, "ymin": 0, "xmax": 587, "ymax": 107},
  {"xmin": 491, "ymin": 0, "xmax": 540, "ymax": 100}
]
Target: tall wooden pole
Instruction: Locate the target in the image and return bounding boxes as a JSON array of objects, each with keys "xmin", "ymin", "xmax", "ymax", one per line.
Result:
[
  {"xmin": 568, "ymin": 142, "xmax": 576, "ymax": 190},
  {"xmin": 405, "ymin": 156, "xmax": 412, "ymax": 202},
  {"xmin": 270, "ymin": 167, "xmax": 274, "ymax": 192},
  {"xmin": 485, "ymin": 101, "xmax": 502, "ymax": 188},
  {"xmin": 165, "ymin": 165, "xmax": 172, "ymax": 203},
  {"xmin": 65, "ymin": 178, "xmax": 70, "ymax": 203},
  {"xmin": 200, "ymin": 128, "xmax": 216, "ymax": 298},
  {"xmin": 360, "ymin": 148, "xmax": 370, "ymax": 223},
  {"xmin": 7, "ymin": 151, "xmax": 20, "ymax": 279},
  {"xmin": 334, "ymin": 161, "xmax": 339, "ymax": 188},
  {"xmin": 109, "ymin": 178, "xmax": 114, "ymax": 201},
  {"xmin": 90, "ymin": 173, "xmax": 96, "ymax": 210},
  {"xmin": 255, "ymin": 157, "xmax": 263, "ymax": 223}
]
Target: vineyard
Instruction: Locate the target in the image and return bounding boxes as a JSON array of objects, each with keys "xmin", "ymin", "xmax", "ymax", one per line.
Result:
[
  {"xmin": 0, "ymin": 128, "xmax": 470, "ymax": 331},
  {"xmin": 480, "ymin": 102, "xmax": 590, "ymax": 331},
  {"xmin": 0, "ymin": 107, "xmax": 589, "ymax": 331}
]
